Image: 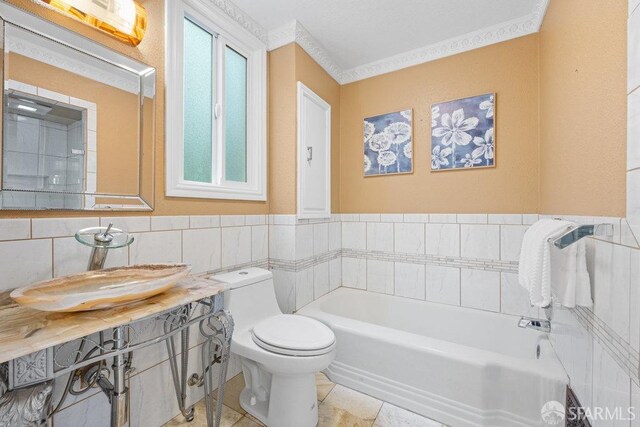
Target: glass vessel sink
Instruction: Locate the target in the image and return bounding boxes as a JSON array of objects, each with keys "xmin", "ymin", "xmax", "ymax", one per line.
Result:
[{"xmin": 10, "ymin": 264, "xmax": 191, "ymax": 312}]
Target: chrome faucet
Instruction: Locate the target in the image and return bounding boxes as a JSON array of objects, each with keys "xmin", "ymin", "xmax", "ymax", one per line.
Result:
[{"xmin": 518, "ymin": 317, "xmax": 551, "ymax": 333}]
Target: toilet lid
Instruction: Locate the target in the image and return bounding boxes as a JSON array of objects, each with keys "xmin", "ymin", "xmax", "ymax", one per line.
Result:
[{"xmin": 251, "ymin": 314, "xmax": 335, "ymax": 356}]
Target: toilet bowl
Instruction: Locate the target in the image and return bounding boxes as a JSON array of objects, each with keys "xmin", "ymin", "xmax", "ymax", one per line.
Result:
[{"xmin": 212, "ymin": 268, "xmax": 336, "ymax": 427}]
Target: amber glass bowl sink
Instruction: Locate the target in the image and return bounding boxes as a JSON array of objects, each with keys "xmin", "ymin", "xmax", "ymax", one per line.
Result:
[{"xmin": 10, "ymin": 264, "xmax": 191, "ymax": 312}]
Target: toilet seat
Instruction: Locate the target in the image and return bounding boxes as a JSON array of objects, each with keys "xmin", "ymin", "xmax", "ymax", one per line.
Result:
[{"xmin": 251, "ymin": 314, "xmax": 335, "ymax": 357}]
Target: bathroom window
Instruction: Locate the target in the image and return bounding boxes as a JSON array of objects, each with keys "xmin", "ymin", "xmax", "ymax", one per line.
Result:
[{"xmin": 165, "ymin": 0, "xmax": 266, "ymax": 200}]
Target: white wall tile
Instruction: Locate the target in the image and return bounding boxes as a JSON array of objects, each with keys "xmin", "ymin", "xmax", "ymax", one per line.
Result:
[
  {"xmin": 32, "ymin": 217, "xmax": 99, "ymax": 238},
  {"xmin": 460, "ymin": 225, "xmax": 500, "ymax": 260},
  {"xmin": 360, "ymin": 213, "xmax": 381, "ymax": 222},
  {"xmin": 340, "ymin": 214, "xmax": 360, "ymax": 222},
  {"xmin": 272, "ymin": 270, "xmax": 296, "ymax": 314},
  {"xmin": 488, "ymin": 214, "xmax": 522, "ymax": 225},
  {"xmin": 593, "ymin": 241, "xmax": 631, "ymax": 341},
  {"xmin": 270, "ymin": 215, "xmax": 297, "ymax": 225},
  {"xmin": 460, "ymin": 269, "xmax": 500, "ymax": 312},
  {"xmin": 425, "ymin": 266, "xmax": 460, "ymax": 306},
  {"xmin": 342, "ymin": 257, "xmax": 366, "ymax": 289},
  {"xmin": 150, "ymin": 216, "xmax": 189, "ymax": 231},
  {"xmin": 328, "ymin": 222, "xmax": 341, "ymax": 251},
  {"xmin": 0, "ymin": 239, "xmax": 52, "ymax": 291},
  {"xmin": 314, "ymin": 262, "xmax": 330, "ymax": 299},
  {"xmin": 629, "ymin": 88, "xmax": 640, "ymax": 170},
  {"xmin": 367, "ymin": 260, "xmax": 394, "ymax": 294},
  {"xmin": 394, "ymin": 263, "xmax": 425, "ymax": 300},
  {"xmin": 54, "ymin": 237, "xmax": 127, "ymax": 277},
  {"xmin": 342, "ymin": 222, "xmax": 366, "ymax": 250},
  {"xmin": 456, "ymin": 214, "xmax": 488, "ymax": 224},
  {"xmin": 631, "ymin": 0, "xmax": 640, "ymax": 16},
  {"xmin": 631, "ymin": 249, "xmax": 640, "ymax": 353},
  {"xmin": 245, "ymin": 215, "xmax": 267, "ymax": 226},
  {"xmin": 101, "ymin": 216, "xmax": 150, "ymax": 233},
  {"xmin": 329, "ymin": 257, "xmax": 341, "ymax": 291},
  {"xmin": 313, "ymin": 223, "xmax": 329, "ymax": 255},
  {"xmin": 425, "ymin": 224, "xmax": 460, "ymax": 257},
  {"xmin": 631, "ymin": 9, "xmax": 640, "ymax": 93},
  {"xmin": 295, "ymin": 225, "xmax": 314, "ymax": 260},
  {"xmin": 500, "ymin": 225, "xmax": 528, "ymax": 262},
  {"xmin": 366, "ymin": 223, "xmax": 394, "ymax": 252},
  {"xmin": 251, "ymin": 225, "xmax": 269, "ymax": 261},
  {"xmin": 220, "ymin": 215, "xmax": 246, "ymax": 227},
  {"xmin": 182, "ymin": 228, "xmax": 221, "ymax": 274},
  {"xmin": 500, "ymin": 273, "xmax": 537, "ymax": 317},
  {"xmin": 38, "ymin": 87, "xmax": 69, "ymax": 104},
  {"xmin": 7, "ymin": 80, "xmax": 37, "ymax": 95},
  {"xmin": 269, "ymin": 225, "xmax": 296, "ymax": 260},
  {"xmin": 189, "ymin": 215, "xmax": 220, "ymax": 229},
  {"xmin": 221, "ymin": 226, "xmax": 252, "ymax": 267},
  {"xmin": 129, "ymin": 231, "xmax": 182, "ymax": 265},
  {"xmin": 591, "ymin": 340, "xmax": 631, "ymax": 424},
  {"xmin": 380, "ymin": 214, "xmax": 403, "ymax": 222},
  {"xmin": 295, "ymin": 268, "xmax": 314, "ymax": 310},
  {"xmin": 522, "ymin": 214, "xmax": 539, "ymax": 225},
  {"xmin": 394, "ymin": 223, "xmax": 425, "ymax": 254},
  {"xmin": 429, "ymin": 214, "xmax": 456, "ymax": 223},
  {"xmin": 403, "ymin": 214, "xmax": 429, "ymax": 223},
  {"xmin": 0, "ymin": 219, "xmax": 30, "ymax": 241}
]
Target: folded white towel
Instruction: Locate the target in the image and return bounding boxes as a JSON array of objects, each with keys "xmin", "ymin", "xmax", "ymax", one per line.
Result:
[{"xmin": 518, "ymin": 219, "xmax": 592, "ymax": 308}]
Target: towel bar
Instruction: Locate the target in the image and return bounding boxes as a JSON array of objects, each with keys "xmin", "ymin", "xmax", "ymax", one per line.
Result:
[{"xmin": 550, "ymin": 223, "xmax": 614, "ymax": 249}]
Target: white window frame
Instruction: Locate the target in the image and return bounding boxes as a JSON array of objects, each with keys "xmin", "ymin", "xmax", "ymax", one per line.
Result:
[{"xmin": 165, "ymin": 0, "xmax": 267, "ymax": 201}]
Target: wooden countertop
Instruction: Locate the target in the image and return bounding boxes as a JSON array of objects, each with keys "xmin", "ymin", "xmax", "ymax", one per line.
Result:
[{"xmin": 0, "ymin": 276, "xmax": 225, "ymax": 364}]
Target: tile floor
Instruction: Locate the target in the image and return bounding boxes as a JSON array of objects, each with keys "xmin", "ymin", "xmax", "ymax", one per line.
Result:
[{"xmin": 165, "ymin": 373, "xmax": 445, "ymax": 427}]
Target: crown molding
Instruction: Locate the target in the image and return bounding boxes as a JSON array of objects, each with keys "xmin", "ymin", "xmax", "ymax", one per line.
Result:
[
  {"xmin": 267, "ymin": 20, "xmax": 342, "ymax": 83},
  {"xmin": 338, "ymin": 0, "xmax": 550, "ymax": 84},
  {"xmin": 267, "ymin": 21, "xmax": 297, "ymax": 51},
  {"xmin": 265, "ymin": 0, "xmax": 549, "ymax": 85},
  {"xmin": 206, "ymin": 0, "xmax": 268, "ymax": 44}
]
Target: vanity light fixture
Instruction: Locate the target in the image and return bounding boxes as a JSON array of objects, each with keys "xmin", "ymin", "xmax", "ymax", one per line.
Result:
[{"xmin": 34, "ymin": 0, "xmax": 147, "ymax": 46}]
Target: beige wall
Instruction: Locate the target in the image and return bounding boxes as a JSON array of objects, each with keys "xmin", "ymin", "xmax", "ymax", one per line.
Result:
[
  {"xmin": 539, "ymin": 0, "xmax": 627, "ymax": 217},
  {"xmin": 268, "ymin": 43, "xmax": 341, "ymax": 214},
  {"xmin": 1, "ymin": 0, "xmax": 628, "ymax": 218},
  {"xmin": 339, "ymin": 35, "xmax": 540, "ymax": 213}
]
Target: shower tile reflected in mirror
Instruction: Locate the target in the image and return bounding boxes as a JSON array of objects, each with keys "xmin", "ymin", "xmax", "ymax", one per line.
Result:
[
  {"xmin": 2, "ymin": 87, "xmax": 97, "ymax": 210},
  {"xmin": 0, "ymin": 13, "xmax": 156, "ymax": 211}
]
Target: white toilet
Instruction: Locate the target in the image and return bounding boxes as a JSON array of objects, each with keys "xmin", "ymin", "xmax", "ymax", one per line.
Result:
[{"xmin": 212, "ymin": 268, "xmax": 336, "ymax": 427}]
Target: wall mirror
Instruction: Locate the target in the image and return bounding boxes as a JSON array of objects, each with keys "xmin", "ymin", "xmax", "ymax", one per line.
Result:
[{"xmin": 0, "ymin": 3, "xmax": 155, "ymax": 211}]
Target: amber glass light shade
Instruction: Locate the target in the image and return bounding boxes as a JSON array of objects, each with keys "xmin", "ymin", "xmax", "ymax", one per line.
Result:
[{"xmin": 37, "ymin": 0, "xmax": 147, "ymax": 46}]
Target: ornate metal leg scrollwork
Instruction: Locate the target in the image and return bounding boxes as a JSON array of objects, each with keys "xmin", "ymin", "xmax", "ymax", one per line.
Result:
[
  {"xmin": 199, "ymin": 310, "xmax": 234, "ymax": 427},
  {"xmin": 164, "ymin": 305, "xmax": 195, "ymax": 422}
]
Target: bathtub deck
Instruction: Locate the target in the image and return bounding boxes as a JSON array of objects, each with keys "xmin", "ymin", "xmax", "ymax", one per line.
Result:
[{"xmin": 164, "ymin": 372, "xmax": 446, "ymax": 427}]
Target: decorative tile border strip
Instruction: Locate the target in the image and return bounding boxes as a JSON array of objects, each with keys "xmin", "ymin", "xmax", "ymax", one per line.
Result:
[
  {"xmin": 269, "ymin": 250, "xmax": 341, "ymax": 272},
  {"xmin": 341, "ymin": 249, "xmax": 519, "ymax": 273},
  {"xmin": 210, "ymin": 259, "xmax": 269, "ymax": 275},
  {"xmin": 572, "ymin": 306, "xmax": 640, "ymax": 386}
]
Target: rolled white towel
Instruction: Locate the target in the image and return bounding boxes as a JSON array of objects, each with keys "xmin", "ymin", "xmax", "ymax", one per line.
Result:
[{"xmin": 518, "ymin": 219, "xmax": 591, "ymax": 308}]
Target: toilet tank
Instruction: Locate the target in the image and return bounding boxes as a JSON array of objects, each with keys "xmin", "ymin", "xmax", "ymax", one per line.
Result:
[{"xmin": 212, "ymin": 268, "xmax": 282, "ymax": 330}]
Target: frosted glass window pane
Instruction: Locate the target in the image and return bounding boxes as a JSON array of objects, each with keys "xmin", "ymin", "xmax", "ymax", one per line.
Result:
[
  {"xmin": 224, "ymin": 47, "xmax": 247, "ymax": 183},
  {"xmin": 183, "ymin": 18, "xmax": 213, "ymax": 183}
]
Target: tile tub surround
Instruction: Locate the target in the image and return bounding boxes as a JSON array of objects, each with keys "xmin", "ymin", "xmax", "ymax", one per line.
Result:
[{"xmin": 0, "ymin": 212, "xmax": 630, "ymax": 425}]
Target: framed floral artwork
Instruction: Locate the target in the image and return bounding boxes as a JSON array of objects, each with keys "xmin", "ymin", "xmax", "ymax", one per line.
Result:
[
  {"xmin": 431, "ymin": 93, "xmax": 495, "ymax": 171},
  {"xmin": 364, "ymin": 109, "xmax": 413, "ymax": 176}
]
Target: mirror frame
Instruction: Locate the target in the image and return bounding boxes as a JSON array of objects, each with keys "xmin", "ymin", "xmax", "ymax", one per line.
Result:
[{"xmin": 0, "ymin": 2, "xmax": 155, "ymax": 211}]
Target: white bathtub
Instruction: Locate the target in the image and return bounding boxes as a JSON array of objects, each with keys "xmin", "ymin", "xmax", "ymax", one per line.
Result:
[{"xmin": 298, "ymin": 288, "xmax": 568, "ymax": 427}]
